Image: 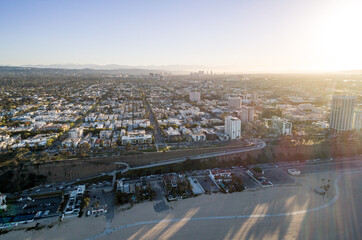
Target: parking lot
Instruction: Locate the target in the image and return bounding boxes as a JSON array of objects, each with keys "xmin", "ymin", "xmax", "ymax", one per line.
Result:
[
  {"xmin": 287, "ymin": 161, "xmax": 360, "ymax": 174},
  {"xmin": 234, "ymin": 172, "xmax": 260, "ymax": 189},
  {"xmin": 188, "ymin": 177, "xmax": 205, "ymax": 195},
  {"xmin": 196, "ymin": 176, "xmax": 220, "ymax": 193},
  {"xmin": 263, "ymin": 168, "xmax": 295, "ymax": 185},
  {"xmin": 24, "ymin": 196, "xmax": 63, "ymax": 217},
  {"xmin": 87, "ymin": 189, "xmax": 114, "ymax": 220},
  {"xmin": 150, "ymin": 181, "xmax": 169, "ymax": 212},
  {"xmin": 1, "ymin": 196, "xmax": 63, "ymax": 223}
]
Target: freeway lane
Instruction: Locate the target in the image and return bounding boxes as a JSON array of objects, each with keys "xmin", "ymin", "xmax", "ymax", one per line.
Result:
[
  {"xmin": 59, "ymin": 139, "xmax": 265, "ymax": 186},
  {"xmin": 129, "ymin": 139, "xmax": 266, "ymax": 170}
]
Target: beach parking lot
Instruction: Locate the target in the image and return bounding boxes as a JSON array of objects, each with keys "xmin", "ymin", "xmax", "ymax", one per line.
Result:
[
  {"xmin": 263, "ymin": 168, "xmax": 295, "ymax": 185},
  {"xmin": 234, "ymin": 172, "xmax": 260, "ymax": 189},
  {"xmin": 87, "ymin": 189, "xmax": 115, "ymax": 220},
  {"xmin": 188, "ymin": 177, "xmax": 205, "ymax": 195},
  {"xmin": 196, "ymin": 176, "xmax": 219, "ymax": 193},
  {"xmin": 150, "ymin": 181, "xmax": 169, "ymax": 212},
  {"xmin": 6, "ymin": 196, "xmax": 62, "ymax": 217}
]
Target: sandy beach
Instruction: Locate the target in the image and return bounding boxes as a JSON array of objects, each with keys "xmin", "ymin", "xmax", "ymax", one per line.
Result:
[{"xmin": 3, "ymin": 169, "xmax": 361, "ymax": 240}]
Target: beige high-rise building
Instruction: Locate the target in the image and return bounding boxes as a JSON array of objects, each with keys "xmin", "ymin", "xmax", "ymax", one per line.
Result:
[
  {"xmin": 225, "ymin": 116, "xmax": 241, "ymax": 140},
  {"xmin": 228, "ymin": 97, "xmax": 242, "ymax": 110},
  {"xmin": 238, "ymin": 106, "xmax": 255, "ymax": 123},
  {"xmin": 353, "ymin": 109, "xmax": 362, "ymax": 131},
  {"xmin": 329, "ymin": 96, "xmax": 356, "ymax": 133}
]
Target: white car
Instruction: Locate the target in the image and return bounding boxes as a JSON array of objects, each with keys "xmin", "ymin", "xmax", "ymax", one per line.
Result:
[{"xmin": 288, "ymin": 169, "xmax": 301, "ymax": 176}]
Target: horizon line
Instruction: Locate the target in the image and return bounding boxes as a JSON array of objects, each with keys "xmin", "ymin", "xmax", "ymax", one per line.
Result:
[{"xmin": 1, "ymin": 64, "xmax": 361, "ymax": 75}]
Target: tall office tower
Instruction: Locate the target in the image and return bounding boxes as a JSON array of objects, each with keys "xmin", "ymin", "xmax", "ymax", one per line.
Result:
[
  {"xmin": 225, "ymin": 116, "xmax": 241, "ymax": 139},
  {"xmin": 228, "ymin": 97, "xmax": 242, "ymax": 110},
  {"xmin": 353, "ymin": 109, "xmax": 362, "ymax": 131},
  {"xmin": 190, "ymin": 92, "xmax": 201, "ymax": 102},
  {"xmin": 239, "ymin": 106, "xmax": 255, "ymax": 123},
  {"xmin": 329, "ymin": 96, "xmax": 356, "ymax": 133}
]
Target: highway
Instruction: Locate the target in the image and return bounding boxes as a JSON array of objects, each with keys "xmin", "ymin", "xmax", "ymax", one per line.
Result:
[
  {"xmin": 129, "ymin": 139, "xmax": 266, "ymax": 171},
  {"xmin": 22, "ymin": 139, "xmax": 265, "ymax": 194},
  {"xmin": 253, "ymin": 155, "xmax": 362, "ymax": 171},
  {"xmin": 17, "ymin": 141, "xmax": 362, "ymax": 201},
  {"xmin": 78, "ymin": 139, "xmax": 265, "ymax": 182}
]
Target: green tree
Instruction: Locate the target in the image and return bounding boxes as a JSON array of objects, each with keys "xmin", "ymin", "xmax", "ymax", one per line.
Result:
[
  {"xmin": 125, "ymin": 142, "xmax": 132, "ymax": 151},
  {"xmin": 46, "ymin": 139, "xmax": 54, "ymax": 147}
]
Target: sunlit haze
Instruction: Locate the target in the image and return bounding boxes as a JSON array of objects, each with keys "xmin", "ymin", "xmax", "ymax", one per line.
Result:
[
  {"xmin": 0, "ymin": 1, "xmax": 361, "ymax": 239},
  {"xmin": 1, "ymin": 0, "xmax": 361, "ymax": 72}
]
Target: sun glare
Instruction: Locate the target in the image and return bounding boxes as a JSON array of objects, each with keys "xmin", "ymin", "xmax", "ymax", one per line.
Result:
[{"xmin": 316, "ymin": 2, "xmax": 362, "ymax": 71}]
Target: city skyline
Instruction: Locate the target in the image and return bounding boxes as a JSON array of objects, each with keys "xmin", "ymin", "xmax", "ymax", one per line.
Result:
[{"xmin": 1, "ymin": 0, "xmax": 362, "ymax": 72}]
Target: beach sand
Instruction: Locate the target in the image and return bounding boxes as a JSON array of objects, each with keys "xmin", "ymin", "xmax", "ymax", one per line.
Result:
[{"xmin": 3, "ymin": 169, "xmax": 361, "ymax": 240}]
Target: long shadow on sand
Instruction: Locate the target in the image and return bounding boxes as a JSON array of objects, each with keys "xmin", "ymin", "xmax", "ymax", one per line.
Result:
[
  {"xmin": 84, "ymin": 170, "xmax": 362, "ymax": 240},
  {"xmin": 152, "ymin": 182, "xmax": 169, "ymax": 212}
]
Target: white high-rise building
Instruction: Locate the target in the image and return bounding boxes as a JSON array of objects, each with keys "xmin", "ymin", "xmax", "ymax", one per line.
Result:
[
  {"xmin": 228, "ymin": 97, "xmax": 242, "ymax": 110},
  {"xmin": 353, "ymin": 109, "xmax": 362, "ymax": 131},
  {"xmin": 238, "ymin": 106, "xmax": 255, "ymax": 123},
  {"xmin": 272, "ymin": 116, "xmax": 292, "ymax": 135},
  {"xmin": 190, "ymin": 92, "xmax": 201, "ymax": 102},
  {"xmin": 251, "ymin": 92, "xmax": 258, "ymax": 101},
  {"xmin": 225, "ymin": 116, "xmax": 241, "ymax": 139},
  {"xmin": 329, "ymin": 96, "xmax": 356, "ymax": 133}
]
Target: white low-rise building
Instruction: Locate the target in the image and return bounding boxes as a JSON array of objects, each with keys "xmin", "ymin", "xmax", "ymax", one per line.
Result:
[
  {"xmin": 122, "ymin": 130, "xmax": 152, "ymax": 145},
  {"xmin": 62, "ymin": 137, "xmax": 81, "ymax": 148},
  {"xmin": 312, "ymin": 121, "xmax": 329, "ymax": 129},
  {"xmin": 69, "ymin": 127, "xmax": 84, "ymax": 139},
  {"xmin": 189, "ymin": 132, "xmax": 206, "ymax": 142},
  {"xmin": 166, "ymin": 127, "xmax": 181, "ymax": 141},
  {"xmin": 100, "ymin": 130, "xmax": 113, "ymax": 139}
]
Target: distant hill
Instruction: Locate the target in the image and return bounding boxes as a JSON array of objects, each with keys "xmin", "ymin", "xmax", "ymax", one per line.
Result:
[
  {"xmin": 0, "ymin": 65, "xmax": 166, "ymax": 75},
  {"xmin": 339, "ymin": 70, "xmax": 362, "ymax": 74},
  {"xmin": 19, "ymin": 64, "xmax": 209, "ymax": 74}
]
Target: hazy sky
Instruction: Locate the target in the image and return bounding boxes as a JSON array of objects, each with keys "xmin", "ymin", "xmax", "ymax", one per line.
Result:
[{"xmin": 1, "ymin": 0, "xmax": 361, "ymax": 72}]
